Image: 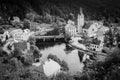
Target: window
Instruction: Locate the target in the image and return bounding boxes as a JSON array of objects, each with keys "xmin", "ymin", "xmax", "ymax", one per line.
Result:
[{"xmin": 97, "ymin": 46, "xmax": 99, "ymax": 48}]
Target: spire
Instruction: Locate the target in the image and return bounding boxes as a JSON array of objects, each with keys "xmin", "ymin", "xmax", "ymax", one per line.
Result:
[
  {"xmin": 77, "ymin": 7, "xmax": 85, "ymax": 34},
  {"xmin": 80, "ymin": 7, "xmax": 83, "ymax": 15}
]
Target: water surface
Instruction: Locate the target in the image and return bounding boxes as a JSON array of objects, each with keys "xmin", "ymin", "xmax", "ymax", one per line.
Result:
[{"xmin": 37, "ymin": 41, "xmax": 84, "ymax": 75}]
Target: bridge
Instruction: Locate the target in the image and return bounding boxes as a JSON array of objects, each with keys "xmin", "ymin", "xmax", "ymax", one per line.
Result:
[
  {"xmin": 31, "ymin": 35, "xmax": 64, "ymax": 39},
  {"xmin": 31, "ymin": 35, "xmax": 66, "ymax": 42}
]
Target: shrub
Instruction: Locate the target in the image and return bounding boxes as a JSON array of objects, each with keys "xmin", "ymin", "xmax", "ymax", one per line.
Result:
[
  {"xmin": 75, "ymin": 47, "xmax": 120, "ymax": 80},
  {"xmin": 52, "ymin": 72, "xmax": 75, "ymax": 80}
]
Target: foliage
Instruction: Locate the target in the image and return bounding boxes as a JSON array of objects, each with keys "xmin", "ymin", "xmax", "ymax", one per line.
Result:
[
  {"xmin": 52, "ymin": 72, "xmax": 75, "ymax": 80},
  {"xmin": 30, "ymin": 45, "xmax": 42, "ymax": 58},
  {"xmin": 25, "ymin": 13, "xmax": 35, "ymax": 21},
  {"xmin": 45, "ymin": 28, "xmax": 60, "ymax": 36},
  {"xmin": 91, "ymin": 38, "xmax": 101, "ymax": 45},
  {"xmin": 23, "ymin": 19, "xmax": 30, "ymax": 29},
  {"xmin": 0, "ymin": 49, "xmax": 48, "ymax": 80},
  {"xmin": 75, "ymin": 47, "xmax": 120, "ymax": 80},
  {"xmin": 104, "ymin": 27, "xmax": 120, "ymax": 49}
]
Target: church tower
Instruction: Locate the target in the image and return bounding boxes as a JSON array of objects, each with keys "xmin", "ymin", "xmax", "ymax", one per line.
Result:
[{"xmin": 77, "ymin": 8, "xmax": 85, "ymax": 33}]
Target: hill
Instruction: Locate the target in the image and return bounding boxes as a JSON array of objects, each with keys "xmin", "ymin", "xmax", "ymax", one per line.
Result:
[{"xmin": 0, "ymin": 0, "xmax": 120, "ymax": 21}]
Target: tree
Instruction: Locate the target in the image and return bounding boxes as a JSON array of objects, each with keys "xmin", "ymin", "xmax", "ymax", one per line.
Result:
[
  {"xmin": 52, "ymin": 72, "xmax": 75, "ymax": 80},
  {"xmin": 104, "ymin": 28, "xmax": 114, "ymax": 48}
]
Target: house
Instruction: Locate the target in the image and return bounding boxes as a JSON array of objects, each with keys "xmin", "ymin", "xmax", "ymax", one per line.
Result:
[
  {"xmin": 89, "ymin": 26, "xmax": 109, "ymax": 52},
  {"xmin": 2, "ymin": 28, "xmax": 34, "ymax": 44},
  {"xmin": 82, "ymin": 21, "xmax": 94, "ymax": 34},
  {"xmin": 31, "ymin": 59, "xmax": 61, "ymax": 77},
  {"xmin": 30, "ymin": 22, "xmax": 41, "ymax": 31},
  {"xmin": 43, "ymin": 59, "xmax": 61, "ymax": 77},
  {"xmin": 83, "ymin": 21, "xmax": 103, "ymax": 37},
  {"xmin": 95, "ymin": 29, "xmax": 106, "ymax": 42},
  {"xmin": 86, "ymin": 37, "xmax": 104, "ymax": 51},
  {"xmin": 1, "ymin": 28, "xmax": 23, "ymax": 42},
  {"xmin": 12, "ymin": 16, "xmax": 21, "ymax": 23},
  {"xmin": 83, "ymin": 21, "xmax": 109, "ymax": 38},
  {"xmin": 11, "ymin": 29, "xmax": 34, "ymax": 42},
  {"xmin": 65, "ymin": 20, "xmax": 77, "ymax": 37},
  {"xmin": 88, "ymin": 42, "xmax": 104, "ymax": 51}
]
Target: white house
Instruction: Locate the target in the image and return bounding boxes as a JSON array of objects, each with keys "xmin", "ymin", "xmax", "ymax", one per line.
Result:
[
  {"xmin": 87, "ymin": 28, "xmax": 109, "ymax": 52},
  {"xmin": 82, "ymin": 21, "xmax": 109, "ymax": 38},
  {"xmin": 30, "ymin": 22, "xmax": 41, "ymax": 31},
  {"xmin": 2, "ymin": 28, "xmax": 34, "ymax": 44},
  {"xmin": 43, "ymin": 59, "xmax": 61, "ymax": 77},
  {"xmin": 82, "ymin": 21, "xmax": 94, "ymax": 34},
  {"xmin": 11, "ymin": 29, "xmax": 34, "ymax": 42},
  {"xmin": 12, "ymin": 16, "xmax": 21, "ymax": 23},
  {"xmin": 65, "ymin": 20, "xmax": 77, "ymax": 37},
  {"xmin": 88, "ymin": 42, "xmax": 104, "ymax": 51},
  {"xmin": 87, "ymin": 21, "xmax": 102, "ymax": 37}
]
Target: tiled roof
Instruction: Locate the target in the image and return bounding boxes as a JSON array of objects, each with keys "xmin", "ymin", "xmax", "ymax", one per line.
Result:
[
  {"xmin": 96, "ymin": 30, "xmax": 104, "ymax": 37},
  {"xmin": 83, "ymin": 21, "xmax": 94, "ymax": 29}
]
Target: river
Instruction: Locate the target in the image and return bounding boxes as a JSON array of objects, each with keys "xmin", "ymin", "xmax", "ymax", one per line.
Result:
[{"xmin": 36, "ymin": 40, "xmax": 84, "ymax": 75}]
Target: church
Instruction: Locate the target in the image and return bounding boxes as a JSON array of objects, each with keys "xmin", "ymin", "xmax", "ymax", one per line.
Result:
[
  {"xmin": 65, "ymin": 8, "xmax": 85, "ymax": 37},
  {"xmin": 77, "ymin": 8, "xmax": 85, "ymax": 34}
]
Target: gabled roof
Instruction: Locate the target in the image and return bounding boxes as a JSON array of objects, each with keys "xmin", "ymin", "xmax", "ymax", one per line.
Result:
[
  {"xmin": 83, "ymin": 21, "xmax": 94, "ymax": 29},
  {"xmin": 96, "ymin": 30, "xmax": 104, "ymax": 37},
  {"xmin": 91, "ymin": 38, "xmax": 101, "ymax": 45}
]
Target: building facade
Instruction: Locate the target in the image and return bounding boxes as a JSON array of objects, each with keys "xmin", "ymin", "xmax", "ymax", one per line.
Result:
[
  {"xmin": 77, "ymin": 8, "xmax": 85, "ymax": 33},
  {"xmin": 65, "ymin": 20, "xmax": 77, "ymax": 37},
  {"xmin": 88, "ymin": 42, "xmax": 104, "ymax": 51},
  {"xmin": 30, "ymin": 22, "xmax": 41, "ymax": 32},
  {"xmin": 82, "ymin": 21, "xmax": 108, "ymax": 38}
]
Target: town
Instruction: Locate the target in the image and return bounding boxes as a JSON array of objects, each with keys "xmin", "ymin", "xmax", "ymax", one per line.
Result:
[{"xmin": 0, "ymin": 5, "xmax": 120, "ymax": 80}]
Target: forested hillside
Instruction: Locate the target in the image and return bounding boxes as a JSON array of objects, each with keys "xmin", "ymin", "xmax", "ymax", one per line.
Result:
[{"xmin": 0, "ymin": 0, "xmax": 120, "ymax": 22}]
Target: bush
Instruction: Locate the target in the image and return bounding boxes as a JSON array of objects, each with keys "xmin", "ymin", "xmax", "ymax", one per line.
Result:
[
  {"xmin": 0, "ymin": 49, "xmax": 49, "ymax": 80},
  {"xmin": 75, "ymin": 47, "xmax": 120, "ymax": 80},
  {"xmin": 51, "ymin": 72, "xmax": 75, "ymax": 80},
  {"xmin": 30, "ymin": 45, "xmax": 42, "ymax": 59},
  {"xmin": 33, "ymin": 49, "xmax": 42, "ymax": 58},
  {"xmin": 22, "ymin": 55, "xmax": 33, "ymax": 66}
]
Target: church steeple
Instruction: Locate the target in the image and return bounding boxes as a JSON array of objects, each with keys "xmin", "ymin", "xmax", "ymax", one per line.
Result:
[
  {"xmin": 77, "ymin": 7, "xmax": 85, "ymax": 33},
  {"xmin": 80, "ymin": 7, "xmax": 83, "ymax": 15}
]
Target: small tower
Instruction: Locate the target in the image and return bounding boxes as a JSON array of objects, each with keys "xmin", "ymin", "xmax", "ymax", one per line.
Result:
[{"xmin": 77, "ymin": 8, "xmax": 85, "ymax": 33}]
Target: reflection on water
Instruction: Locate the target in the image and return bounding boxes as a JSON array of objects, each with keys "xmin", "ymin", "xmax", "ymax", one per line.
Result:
[{"xmin": 36, "ymin": 42, "xmax": 84, "ymax": 75}]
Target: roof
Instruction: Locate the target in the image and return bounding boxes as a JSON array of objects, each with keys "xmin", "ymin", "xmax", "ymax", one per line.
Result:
[
  {"xmin": 9, "ymin": 28, "xmax": 23, "ymax": 36},
  {"xmin": 99, "ymin": 26, "xmax": 109, "ymax": 32},
  {"xmin": 91, "ymin": 41, "xmax": 101, "ymax": 45},
  {"xmin": 43, "ymin": 59, "xmax": 61, "ymax": 76},
  {"xmin": 83, "ymin": 20, "xmax": 103, "ymax": 29},
  {"xmin": 96, "ymin": 30, "xmax": 104, "ymax": 37},
  {"xmin": 83, "ymin": 21, "xmax": 94, "ymax": 29},
  {"xmin": 39, "ymin": 23, "xmax": 52, "ymax": 28}
]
